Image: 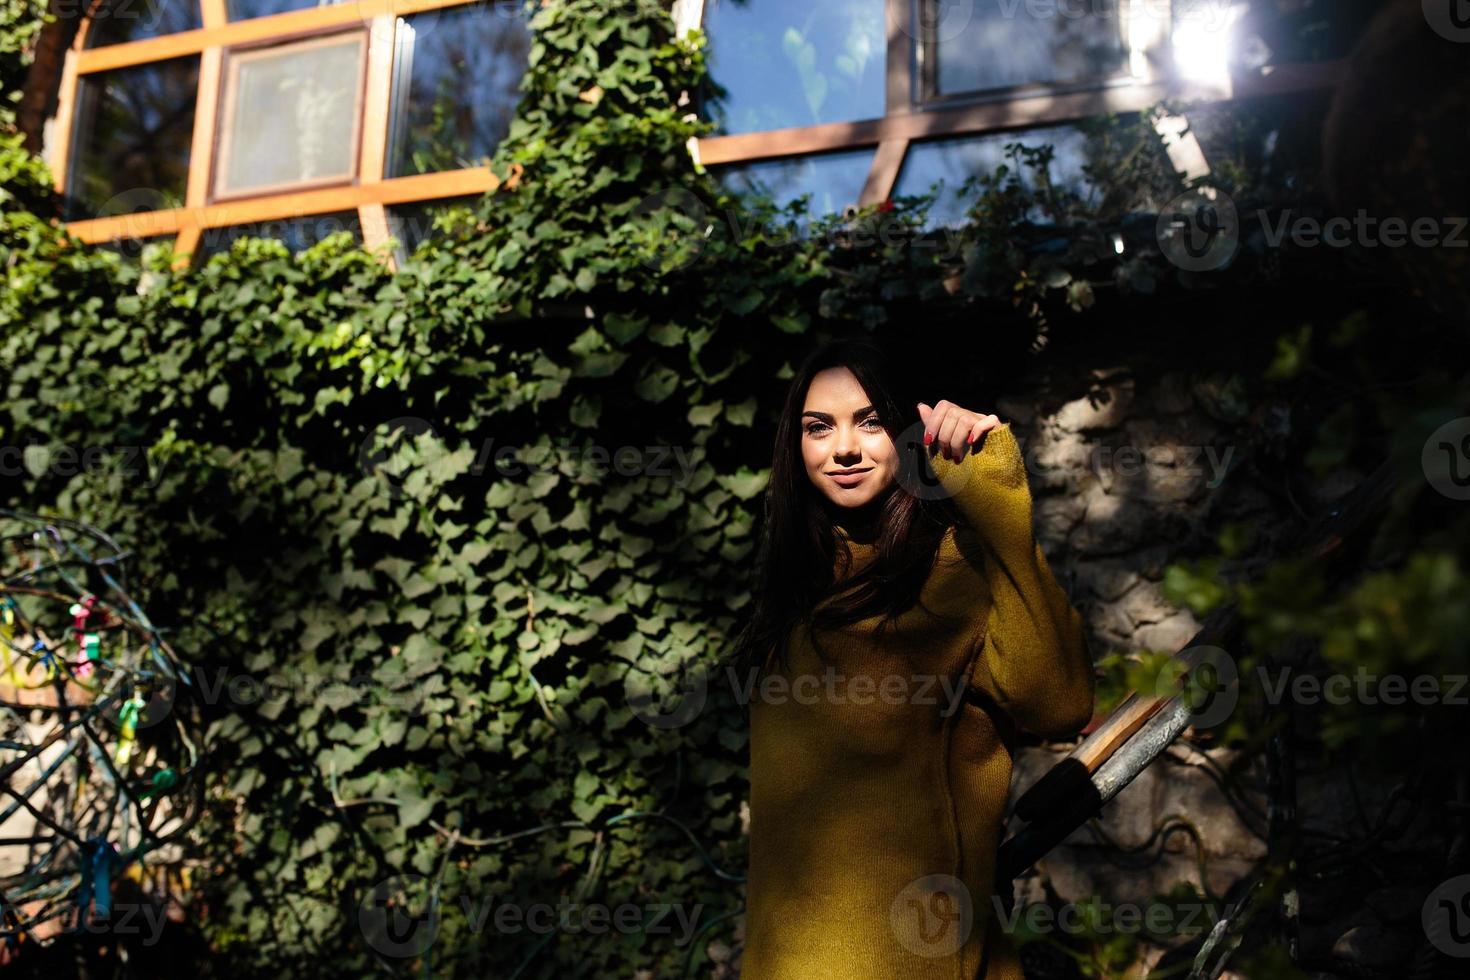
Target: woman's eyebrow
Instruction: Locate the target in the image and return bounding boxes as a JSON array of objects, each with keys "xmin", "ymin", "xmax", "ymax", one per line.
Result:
[{"xmin": 801, "ymin": 405, "xmax": 877, "ymax": 422}]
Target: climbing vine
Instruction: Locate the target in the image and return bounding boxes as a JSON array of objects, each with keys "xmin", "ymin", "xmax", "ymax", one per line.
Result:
[{"xmin": 2, "ymin": 0, "xmax": 1466, "ymax": 977}]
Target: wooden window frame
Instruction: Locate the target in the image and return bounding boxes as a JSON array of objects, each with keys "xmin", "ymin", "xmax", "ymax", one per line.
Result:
[
  {"xmin": 55, "ymin": 0, "xmax": 521, "ymax": 267},
  {"xmin": 212, "ymin": 29, "xmax": 369, "ymax": 202},
  {"xmin": 692, "ymin": 0, "xmax": 1346, "ymax": 208}
]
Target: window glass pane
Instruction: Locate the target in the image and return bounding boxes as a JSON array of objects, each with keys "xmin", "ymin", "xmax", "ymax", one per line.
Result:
[
  {"xmin": 386, "ymin": 2, "xmax": 533, "ymax": 178},
  {"xmin": 64, "ymin": 57, "xmax": 199, "ymax": 222},
  {"xmin": 386, "ymin": 196, "xmax": 481, "ymax": 263},
  {"xmin": 928, "ymin": 0, "xmax": 1130, "ymax": 96},
  {"xmin": 215, "ymin": 34, "xmax": 364, "ymax": 199},
  {"xmin": 226, "ymin": 0, "xmax": 338, "ymax": 21},
  {"xmin": 1173, "ymin": 0, "xmax": 1376, "ymax": 80},
  {"xmin": 702, "ymin": 0, "xmax": 885, "ymax": 135},
  {"xmin": 715, "ymin": 148, "xmax": 874, "ymax": 223},
  {"xmin": 87, "ymin": 0, "xmax": 202, "ymax": 48},
  {"xmin": 893, "ymin": 127, "xmax": 1095, "ymax": 228},
  {"xmin": 196, "ymin": 211, "xmax": 363, "ymax": 260}
]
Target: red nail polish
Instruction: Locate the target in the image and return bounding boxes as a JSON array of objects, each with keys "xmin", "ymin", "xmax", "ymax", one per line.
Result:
[{"xmin": 923, "ymin": 432, "xmax": 933, "ymax": 445}]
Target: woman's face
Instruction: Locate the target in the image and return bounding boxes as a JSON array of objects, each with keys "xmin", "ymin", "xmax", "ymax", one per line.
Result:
[{"xmin": 800, "ymin": 366, "xmax": 898, "ymax": 510}]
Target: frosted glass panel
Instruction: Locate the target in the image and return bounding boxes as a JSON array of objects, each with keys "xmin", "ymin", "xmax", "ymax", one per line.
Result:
[{"xmin": 215, "ymin": 34, "xmax": 365, "ymax": 198}]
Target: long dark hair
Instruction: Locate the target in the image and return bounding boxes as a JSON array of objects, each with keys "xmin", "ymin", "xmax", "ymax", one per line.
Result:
[{"xmin": 724, "ymin": 337, "xmax": 963, "ymax": 689}]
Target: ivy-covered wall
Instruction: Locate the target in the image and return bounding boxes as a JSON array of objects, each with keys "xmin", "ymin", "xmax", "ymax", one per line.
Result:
[{"xmin": 2, "ymin": 0, "xmax": 1467, "ymax": 977}]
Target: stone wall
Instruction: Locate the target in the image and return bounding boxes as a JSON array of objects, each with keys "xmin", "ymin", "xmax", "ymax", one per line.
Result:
[{"xmin": 997, "ymin": 367, "xmax": 1418, "ymax": 978}]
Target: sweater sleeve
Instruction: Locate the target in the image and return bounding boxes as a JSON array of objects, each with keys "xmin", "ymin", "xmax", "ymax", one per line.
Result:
[{"xmin": 925, "ymin": 423, "xmax": 1095, "ymax": 740}]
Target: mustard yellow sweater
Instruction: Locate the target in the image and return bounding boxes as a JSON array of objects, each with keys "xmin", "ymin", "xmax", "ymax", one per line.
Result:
[{"xmin": 743, "ymin": 423, "xmax": 1095, "ymax": 978}]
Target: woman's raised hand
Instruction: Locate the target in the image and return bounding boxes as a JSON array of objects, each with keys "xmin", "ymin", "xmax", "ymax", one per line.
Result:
[{"xmin": 917, "ymin": 401, "xmax": 1003, "ymax": 462}]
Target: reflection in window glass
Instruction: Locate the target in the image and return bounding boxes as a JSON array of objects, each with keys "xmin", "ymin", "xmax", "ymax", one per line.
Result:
[
  {"xmin": 195, "ymin": 211, "xmax": 363, "ymax": 260},
  {"xmin": 386, "ymin": 195, "xmax": 481, "ymax": 263},
  {"xmin": 702, "ymin": 0, "xmax": 884, "ymax": 135},
  {"xmin": 1173, "ymin": 0, "xmax": 1375, "ymax": 78},
  {"xmin": 225, "ymin": 0, "xmax": 340, "ymax": 21},
  {"xmin": 927, "ymin": 0, "xmax": 1130, "ymax": 96},
  {"xmin": 86, "ymin": 0, "xmax": 201, "ymax": 48},
  {"xmin": 386, "ymin": 2, "xmax": 533, "ymax": 178},
  {"xmin": 65, "ymin": 57, "xmax": 199, "ymax": 222},
  {"xmin": 215, "ymin": 34, "xmax": 365, "ymax": 199},
  {"xmin": 715, "ymin": 148, "xmax": 874, "ymax": 224},
  {"xmin": 893, "ymin": 128, "xmax": 1095, "ymax": 228}
]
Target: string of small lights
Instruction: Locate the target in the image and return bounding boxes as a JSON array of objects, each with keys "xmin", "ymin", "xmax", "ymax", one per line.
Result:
[{"xmin": 0, "ymin": 509, "xmax": 204, "ymax": 955}]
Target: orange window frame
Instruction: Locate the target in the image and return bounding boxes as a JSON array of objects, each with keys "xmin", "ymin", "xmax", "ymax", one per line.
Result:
[
  {"xmin": 53, "ymin": 0, "xmax": 519, "ymax": 267},
  {"xmin": 685, "ymin": 0, "xmax": 1345, "ymax": 209}
]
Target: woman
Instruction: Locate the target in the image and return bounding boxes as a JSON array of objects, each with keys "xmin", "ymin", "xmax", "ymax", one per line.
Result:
[{"xmin": 729, "ymin": 338, "xmax": 1094, "ymax": 978}]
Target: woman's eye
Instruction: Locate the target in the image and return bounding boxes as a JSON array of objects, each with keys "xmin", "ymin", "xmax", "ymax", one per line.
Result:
[
  {"xmin": 805, "ymin": 423, "xmax": 829, "ymax": 435},
  {"xmin": 861, "ymin": 417, "xmax": 882, "ymax": 430}
]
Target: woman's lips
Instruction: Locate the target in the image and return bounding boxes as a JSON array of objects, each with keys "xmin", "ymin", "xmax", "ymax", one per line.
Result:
[{"xmin": 827, "ymin": 468, "xmax": 872, "ymax": 486}]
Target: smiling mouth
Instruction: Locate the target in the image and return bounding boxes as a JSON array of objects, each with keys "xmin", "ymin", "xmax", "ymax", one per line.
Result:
[{"xmin": 828, "ymin": 468, "xmax": 873, "ymax": 480}]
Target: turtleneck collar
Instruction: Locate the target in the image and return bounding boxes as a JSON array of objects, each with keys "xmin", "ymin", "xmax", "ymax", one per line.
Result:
[{"xmin": 826, "ymin": 499, "xmax": 883, "ymax": 547}]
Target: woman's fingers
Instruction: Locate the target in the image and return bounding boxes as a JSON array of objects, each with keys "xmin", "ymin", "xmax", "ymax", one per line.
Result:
[
  {"xmin": 967, "ymin": 414, "xmax": 1002, "ymax": 448},
  {"xmin": 936, "ymin": 404, "xmax": 967, "ymax": 460},
  {"xmin": 919, "ymin": 402, "xmax": 1003, "ymax": 460}
]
